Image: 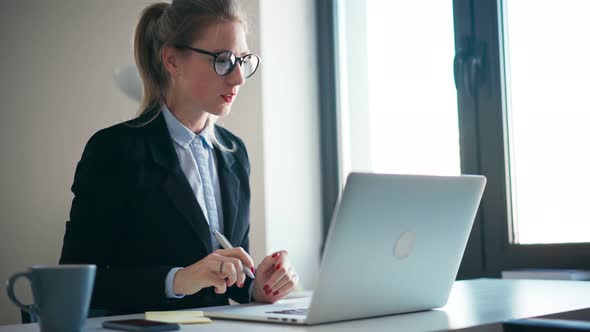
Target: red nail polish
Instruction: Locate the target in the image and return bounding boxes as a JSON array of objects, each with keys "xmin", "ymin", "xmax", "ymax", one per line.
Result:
[
  {"xmin": 275, "ymin": 264, "xmax": 281, "ymax": 271},
  {"xmin": 264, "ymin": 285, "xmax": 270, "ymax": 291},
  {"xmin": 265, "ymin": 289, "xmax": 271, "ymax": 295},
  {"xmin": 272, "ymin": 252, "xmax": 278, "ymax": 258},
  {"xmin": 239, "ymin": 283, "xmax": 244, "ymax": 288},
  {"xmin": 273, "ymin": 291, "xmax": 279, "ymax": 296},
  {"xmin": 251, "ymin": 267, "xmax": 255, "ymax": 273}
]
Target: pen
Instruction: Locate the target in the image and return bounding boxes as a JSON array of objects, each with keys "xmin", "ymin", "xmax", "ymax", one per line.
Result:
[{"xmin": 213, "ymin": 230, "xmax": 256, "ymax": 279}]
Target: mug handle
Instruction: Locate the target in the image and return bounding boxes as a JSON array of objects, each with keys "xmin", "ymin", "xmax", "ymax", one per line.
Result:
[{"xmin": 6, "ymin": 271, "xmax": 38, "ymax": 321}]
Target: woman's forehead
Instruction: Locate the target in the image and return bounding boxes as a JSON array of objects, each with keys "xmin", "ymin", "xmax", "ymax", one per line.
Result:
[{"xmin": 195, "ymin": 20, "xmax": 249, "ymax": 55}]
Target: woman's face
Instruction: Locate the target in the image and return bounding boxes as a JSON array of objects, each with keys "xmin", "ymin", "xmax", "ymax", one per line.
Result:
[{"xmin": 173, "ymin": 20, "xmax": 249, "ymax": 117}]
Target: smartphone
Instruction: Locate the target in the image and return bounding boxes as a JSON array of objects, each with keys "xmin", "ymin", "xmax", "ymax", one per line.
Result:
[{"xmin": 102, "ymin": 319, "xmax": 180, "ymax": 331}]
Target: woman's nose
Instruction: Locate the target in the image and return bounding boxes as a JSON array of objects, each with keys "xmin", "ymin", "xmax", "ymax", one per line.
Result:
[{"xmin": 226, "ymin": 62, "xmax": 246, "ymax": 86}]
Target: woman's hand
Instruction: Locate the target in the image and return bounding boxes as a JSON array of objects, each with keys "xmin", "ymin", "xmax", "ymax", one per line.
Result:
[
  {"xmin": 252, "ymin": 250, "xmax": 299, "ymax": 303},
  {"xmin": 173, "ymin": 247, "xmax": 255, "ymax": 296}
]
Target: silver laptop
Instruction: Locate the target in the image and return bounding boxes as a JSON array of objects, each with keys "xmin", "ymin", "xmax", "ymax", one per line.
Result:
[{"xmin": 203, "ymin": 173, "xmax": 486, "ymax": 325}]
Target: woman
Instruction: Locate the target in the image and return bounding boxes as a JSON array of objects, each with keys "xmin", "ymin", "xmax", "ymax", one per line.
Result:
[{"xmin": 59, "ymin": 0, "xmax": 298, "ymax": 315}]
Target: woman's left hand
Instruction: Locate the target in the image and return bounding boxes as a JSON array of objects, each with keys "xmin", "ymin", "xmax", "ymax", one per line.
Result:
[{"xmin": 252, "ymin": 250, "xmax": 299, "ymax": 303}]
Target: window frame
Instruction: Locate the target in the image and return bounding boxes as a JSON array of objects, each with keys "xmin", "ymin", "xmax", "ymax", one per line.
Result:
[
  {"xmin": 316, "ymin": 0, "xmax": 343, "ymax": 251},
  {"xmin": 475, "ymin": 0, "xmax": 590, "ymax": 273},
  {"xmin": 316, "ymin": 0, "xmax": 590, "ymax": 275}
]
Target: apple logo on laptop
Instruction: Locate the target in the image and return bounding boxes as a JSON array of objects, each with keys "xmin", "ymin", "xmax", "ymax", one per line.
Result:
[{"xmin": 394, "ymin": 231, "xmax": 416, "ymax": 259}]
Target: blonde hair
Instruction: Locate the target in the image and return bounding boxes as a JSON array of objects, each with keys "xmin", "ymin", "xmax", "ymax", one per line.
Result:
[{"xmin": 132, "ymin": 0, "xmax": 247, "ymax": 151}]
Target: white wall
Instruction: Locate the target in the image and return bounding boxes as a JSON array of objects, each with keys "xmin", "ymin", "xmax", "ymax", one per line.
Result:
[
  {"xmin": 0, "ymin": 0, "xmax": 320, "ymax": 325},
  {"xmin": 0, "ymin": 0, "xmax": 145, "ymax": 325},
  {"xmin": 259, "ymin": 0, "xmax": 322, "ymax": 292}
]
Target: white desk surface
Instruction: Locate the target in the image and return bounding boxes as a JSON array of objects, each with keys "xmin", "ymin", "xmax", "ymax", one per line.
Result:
[{"xmin": 2, "ymin": 278, "xmax": 590, "ymax": 332}]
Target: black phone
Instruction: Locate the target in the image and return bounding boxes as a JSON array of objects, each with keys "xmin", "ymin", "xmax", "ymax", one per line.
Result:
[{"xmin": 102, "ymin": 319, "xmax": 180, "ymax": 331}]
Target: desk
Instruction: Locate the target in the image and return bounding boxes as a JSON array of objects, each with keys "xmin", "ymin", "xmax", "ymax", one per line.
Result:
[{"xmin": 2, "ymin": 279, "xmax": 590, "ymax": 331}]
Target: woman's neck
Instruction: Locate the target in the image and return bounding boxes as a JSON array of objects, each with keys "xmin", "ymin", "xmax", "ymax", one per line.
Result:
[{"xmin": 164, "ymin": 97, "xmax": 209, "ymax": 134}]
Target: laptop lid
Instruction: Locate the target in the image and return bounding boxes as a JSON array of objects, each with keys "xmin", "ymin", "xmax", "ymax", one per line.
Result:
[{"xmin": 305, "ymin": 173, "xmax": 486, "ymax": 324}]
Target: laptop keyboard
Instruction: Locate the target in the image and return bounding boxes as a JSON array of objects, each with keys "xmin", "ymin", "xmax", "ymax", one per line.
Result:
[{"xmin": 267, "ymin": 308, "xmax": 308, "ymax": 315}]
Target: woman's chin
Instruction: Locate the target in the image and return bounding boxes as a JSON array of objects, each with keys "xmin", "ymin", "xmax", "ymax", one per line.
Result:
[{"xmin": 210, "ymin": 105, "xmax": 232, "ymax": 117}]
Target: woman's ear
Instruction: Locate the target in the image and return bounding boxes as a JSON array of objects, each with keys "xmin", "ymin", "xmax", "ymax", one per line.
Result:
[{"xmin": 161, "ymin": 45, "xmax": 181, "ymax": 79}]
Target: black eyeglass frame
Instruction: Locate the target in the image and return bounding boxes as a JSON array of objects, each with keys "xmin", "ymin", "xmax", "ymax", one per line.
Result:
[{"xmin": 175, "ymin": 45, "xmax": 261, "ymax": 78}]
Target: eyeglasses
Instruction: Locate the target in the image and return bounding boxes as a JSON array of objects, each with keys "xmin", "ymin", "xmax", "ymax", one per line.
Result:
[{"xmin": 176, "ymin": 46, "xmax": 261, "ymax": 78}]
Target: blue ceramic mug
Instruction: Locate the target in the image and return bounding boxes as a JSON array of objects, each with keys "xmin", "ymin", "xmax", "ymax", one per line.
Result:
[{"xmin": 6, "ymin": 265, "xmax": 96, "ymax": 332}]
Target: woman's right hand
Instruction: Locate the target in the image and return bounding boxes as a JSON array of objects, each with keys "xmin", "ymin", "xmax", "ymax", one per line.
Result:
[{"xmin": 173, "ymin": 247, "xmax": 255, "ymax": 296}]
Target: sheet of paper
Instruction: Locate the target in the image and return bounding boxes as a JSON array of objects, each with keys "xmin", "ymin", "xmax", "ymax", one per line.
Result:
[{"xmin": 145, "ymin": 310, "xmax": 212, "ymax": 324}]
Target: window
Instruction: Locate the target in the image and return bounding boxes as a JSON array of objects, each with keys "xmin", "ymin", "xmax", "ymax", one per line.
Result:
[
  {"xmin": 468, "ymin": 0, "xmax": 590, "ymax": 271},
  {"xmin": 336, "ymin": 0, "xmax": 461, "ymax": 182},
  {"xmin": 503, "ymin": 0, "xmax": 590, "ymax": 244},
  {"xmin": 317, "ymin": 0, "xmax": 590, "ymax": 276}
]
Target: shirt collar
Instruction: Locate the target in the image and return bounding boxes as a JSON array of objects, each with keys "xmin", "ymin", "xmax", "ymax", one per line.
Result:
[{"xmin": 161, "ymin": 103, "xmax": 214, "ymax": 150}]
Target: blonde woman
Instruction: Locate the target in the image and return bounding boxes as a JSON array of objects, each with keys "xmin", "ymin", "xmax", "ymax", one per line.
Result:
[{"xmin": 60, "ymin": 0, "xmax": 298, "ymax": 315}]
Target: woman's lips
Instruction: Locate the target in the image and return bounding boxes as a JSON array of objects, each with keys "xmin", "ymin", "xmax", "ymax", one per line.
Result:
[{"xmin": 220, "ymin": 94, "xmax": 235, "ymax": 103}]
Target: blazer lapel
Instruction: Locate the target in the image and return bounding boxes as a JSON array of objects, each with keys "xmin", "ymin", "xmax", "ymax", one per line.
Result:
[
  {"xmin": 144, "ymin": 112, "xmax": 213, "ymax": 253},
  {"xmin": 213, "ymin": 127, "xmax": 241, "ymax": 245}
]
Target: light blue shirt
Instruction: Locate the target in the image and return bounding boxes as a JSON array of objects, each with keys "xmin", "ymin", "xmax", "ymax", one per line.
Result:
[{"xmin": 161, "ymin": 104, "xmax": 224, "ymax": 298}]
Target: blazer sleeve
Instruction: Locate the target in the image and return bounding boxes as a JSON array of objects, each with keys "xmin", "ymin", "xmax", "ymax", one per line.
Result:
[{"xmin": 59, "ymin": 129, "xmax": 180, "ymax": 313}]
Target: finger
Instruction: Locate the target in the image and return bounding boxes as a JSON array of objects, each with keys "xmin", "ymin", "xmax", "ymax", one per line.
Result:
[
  {"xmin": 270, "ymin": 267, "xmax": 296, "ymax": 294},
  {"xmin": 274, "ymin": 274, "xmax": 298, "ymax": 297},
  {"xmin": 257, "ymin": 250, "xmax": 287, "ymax": 273},
  {"xmin": 228, "ymin": 257, "xmax": 246, "ymax": 288},
  {"xmin": 256, "ymin": 254, "xmax": 275, "ymax": 273},
  {"xmin": 224, "ymin": 261, "xmax": 238, "ymax": 287},
  {"xmin": 264, "ymin": 263, "xmax": 290, "ymax": 293},
  {"xmin": 216, "ymin": 257, "xmax": 238, "ymax": 287},
  {"xmin": 210, "ymin": 271, "xmax": 227, "ymax": 294},
  {"xmin": 272, "ymin": 251, "xmax": 289, "ymax": 271},
  {"xmin": 215, "ymin": 247, "xmax": 255, "ymax": 272}
]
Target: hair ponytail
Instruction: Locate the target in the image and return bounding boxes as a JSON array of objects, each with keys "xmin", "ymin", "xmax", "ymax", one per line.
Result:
[{"xmin": 134, "ymin": 3, "xmax": 169, "ymax": 116}]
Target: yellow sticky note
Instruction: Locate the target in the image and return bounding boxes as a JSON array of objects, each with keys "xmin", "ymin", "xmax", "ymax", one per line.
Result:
[{"xmin": 145, "ymin": 311, "xmax": 212, "ymax": 324}]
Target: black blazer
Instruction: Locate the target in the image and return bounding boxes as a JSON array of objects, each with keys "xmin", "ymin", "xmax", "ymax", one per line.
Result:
[{"xmin": 59, "ymin": 111, "xmax": 252, "ymax": 315}]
